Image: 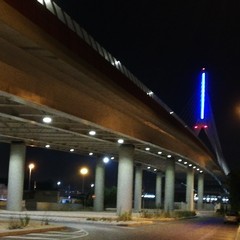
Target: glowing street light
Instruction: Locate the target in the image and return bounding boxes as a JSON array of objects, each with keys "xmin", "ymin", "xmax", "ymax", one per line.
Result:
[
  {"xmin": 103, "ymin": 157, "xmax": 110, "ymax": 163},
  {"xmin": 80, "ymin": 167, "xmax": 89, "ymax": 193},
  {"xmin": 28, "ymin": 163, "xmax": 35, "ymax": 191},
  {"xmin": 42, "ymin": 116, "xmax": 52, "ymax": 124}
]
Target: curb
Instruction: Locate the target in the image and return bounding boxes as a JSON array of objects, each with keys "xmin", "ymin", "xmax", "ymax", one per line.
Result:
[
  {"xmin": 116, "ymin": 221, "xmax": 154, "ymax": 227},
  {"xmin": 0, "ymin": 225, "xmax": 66, "ymax": 237}
]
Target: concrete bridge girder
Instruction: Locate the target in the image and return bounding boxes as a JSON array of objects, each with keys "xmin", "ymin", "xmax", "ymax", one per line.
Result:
[{"xmin": 0, "ymin": 0, "xmax": 223, "ymax": 177}]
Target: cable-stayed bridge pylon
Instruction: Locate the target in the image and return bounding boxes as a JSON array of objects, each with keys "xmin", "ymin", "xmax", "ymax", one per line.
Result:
[
  {"xmin": 179, "ymin": 68, "xmax": 230, "ymax": 176},
  {"xmin": 192, "ymin": 68, "xmax": 230, "ymax": 176}
]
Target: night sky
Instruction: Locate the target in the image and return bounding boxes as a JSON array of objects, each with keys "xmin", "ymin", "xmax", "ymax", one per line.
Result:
[{"xmin": 1, "ymin": 1, "xmax": 239, "ymax": 190}]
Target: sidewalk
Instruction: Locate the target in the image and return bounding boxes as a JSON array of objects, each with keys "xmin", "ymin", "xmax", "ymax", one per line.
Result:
[
  {"xmin": 236, "ymin": 227, "xmax": 240, "ymax": 240},
  {"xmin": 0, "ymin": 210, "xmax": 152, "ymax": 237},
  {"xmin": 0, "ymin": 210, "xmax": 146, "ymax": 223}
]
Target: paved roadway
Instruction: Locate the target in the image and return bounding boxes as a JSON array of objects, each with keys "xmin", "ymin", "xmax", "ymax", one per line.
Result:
[{"xmin": 1, "ymin": 215, "xmax": 239, "ymax": 240}]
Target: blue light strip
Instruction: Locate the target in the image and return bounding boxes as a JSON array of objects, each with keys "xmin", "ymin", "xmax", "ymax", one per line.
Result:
[{"xmin": 200, "ymin": 72, "xmax": 206, "ymax": 120}]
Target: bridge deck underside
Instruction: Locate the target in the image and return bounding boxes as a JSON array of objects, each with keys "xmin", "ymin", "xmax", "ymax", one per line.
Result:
[{"xmin": 0, "ymin": 94, "xmax": 179, "ymax": 173}]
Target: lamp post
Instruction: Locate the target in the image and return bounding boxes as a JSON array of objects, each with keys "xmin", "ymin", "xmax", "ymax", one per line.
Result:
[
  {"xmin": 80, "ymin": 167, "xmax": 89, "ymax": 209},
  {"xmin": 80, "ymin": 167, "xmax": 89, "ymax": 193},
  {"xmin": 28, "ymin": 163, "xmax": 35, "ymax": 191}
]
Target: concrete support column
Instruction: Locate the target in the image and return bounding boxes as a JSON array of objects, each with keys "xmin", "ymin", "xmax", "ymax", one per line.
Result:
[
  {"xmin": 117, "ymin": 144, "xmax": 135, "ymax": 215},
  {"xmin": 155, "ymin": 172, "xmax": 162, "ymax": 208},
  {"xmin": 7, "ymin": 142, "xmax": 26, "ymax": 211},
  {"xmin": 134, "ymin": 164, "xmax": 142, "ymax": 212},
  {"xmin": 94, "ymin": 159, "xmax": 105, "ymax": 211},
  {"xmin": 197, "ymin": 173, "xmax": 204, "ymax": 210},
  {"xmin": 164, "ymin": 158, "xmax": 175, "ymax": 212},
  {"xmin": 186, "ymin": 167, "xmax": 194, "ymax": 211}
]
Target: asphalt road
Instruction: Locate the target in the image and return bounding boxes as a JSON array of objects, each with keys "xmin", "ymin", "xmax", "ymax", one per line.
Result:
[
  {"xmin": 1, "ymin": 215, "xmax": 239, "ymax": 240},
  {"xmin": 64, "ymin": 215, "xmax": 239, "ymax": 240}
]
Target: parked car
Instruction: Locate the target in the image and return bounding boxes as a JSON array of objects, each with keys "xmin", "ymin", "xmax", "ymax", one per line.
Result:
[{"xmin": 223, "ymin": 211, "xmax": 240, "ymax": 224}]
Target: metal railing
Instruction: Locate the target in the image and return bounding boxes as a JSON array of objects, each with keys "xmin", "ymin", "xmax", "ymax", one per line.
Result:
[{"xmin": 36, "ymin": 0, "xmax": 189, "ymax": 129}]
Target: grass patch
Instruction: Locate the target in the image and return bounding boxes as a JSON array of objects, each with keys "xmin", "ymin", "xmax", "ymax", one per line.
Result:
[
  {"xmin": 86, "ymin": 217, "xmax": 113, "ymax": 222},
  {"xmin": 139, "ymin": 210, "xmax": 196, "ymax": 219}
]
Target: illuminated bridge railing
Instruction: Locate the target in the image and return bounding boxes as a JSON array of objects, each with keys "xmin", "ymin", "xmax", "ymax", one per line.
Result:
[{"xmin": 36, "ymin": 0, "xmax": 188, "ymax": 129}]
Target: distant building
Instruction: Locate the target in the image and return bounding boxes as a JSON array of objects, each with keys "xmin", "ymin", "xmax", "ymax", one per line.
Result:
[{"xmin": 0, "ymin": 184, "xmax": 7, "ymax": 200}]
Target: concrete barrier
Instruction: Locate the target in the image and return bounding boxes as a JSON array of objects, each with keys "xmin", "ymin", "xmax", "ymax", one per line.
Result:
[{"xmin": 36, "ymin": 202, "xmax": 82, "ymax": 211}]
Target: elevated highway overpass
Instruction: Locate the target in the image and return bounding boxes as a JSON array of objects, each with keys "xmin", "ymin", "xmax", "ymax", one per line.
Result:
[{"xmin": 0, "ymin": 0, "xmax": 226, "ymax": 214}]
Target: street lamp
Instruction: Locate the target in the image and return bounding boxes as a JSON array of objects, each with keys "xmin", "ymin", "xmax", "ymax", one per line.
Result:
[
  {"xmin": 28, "ymin": 163, "xmax": 35, "ymax": 191},
  {"xmin": 80, "ymin": 167, "xmax": 89, "ymax": 193}
]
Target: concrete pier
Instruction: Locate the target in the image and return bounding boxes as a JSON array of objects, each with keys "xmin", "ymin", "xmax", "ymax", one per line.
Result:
[{"xmin": 117, "ymin": 144, "xmax": 135, "ymax": 215}]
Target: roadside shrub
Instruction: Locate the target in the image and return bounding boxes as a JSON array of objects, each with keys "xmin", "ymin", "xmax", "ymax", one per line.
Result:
[
  {"xmin": 8, "ymin": 218, "xmax": 22, "ymax": 230},
  {"xmin": 41, "ymin": 217, "xmax": 49, "ymax": 225},
  {"xmin": 139, "ymin": 210, "xmax": 196, "ymax": 219},
  {"xmin": 20, "ymin": 214, "xmax": 30, "ymax": 227},
  {"xmin": 117, "ymin": 211, "xmax": 132, "ymax": 221},
  {"xmin": 161, "ymin": 210, "xmax": 172, "ymax": 218},
  {"xmin": 140, "ymin": 210, "xmax": 153, "ymax": 218},
  {"xmin": 8, "ymin": 215, "xmax": 31, "ymax": 230},
  {"xmin": 140, "ymin": 209, "xmax": 162, "ymax": 218}
]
